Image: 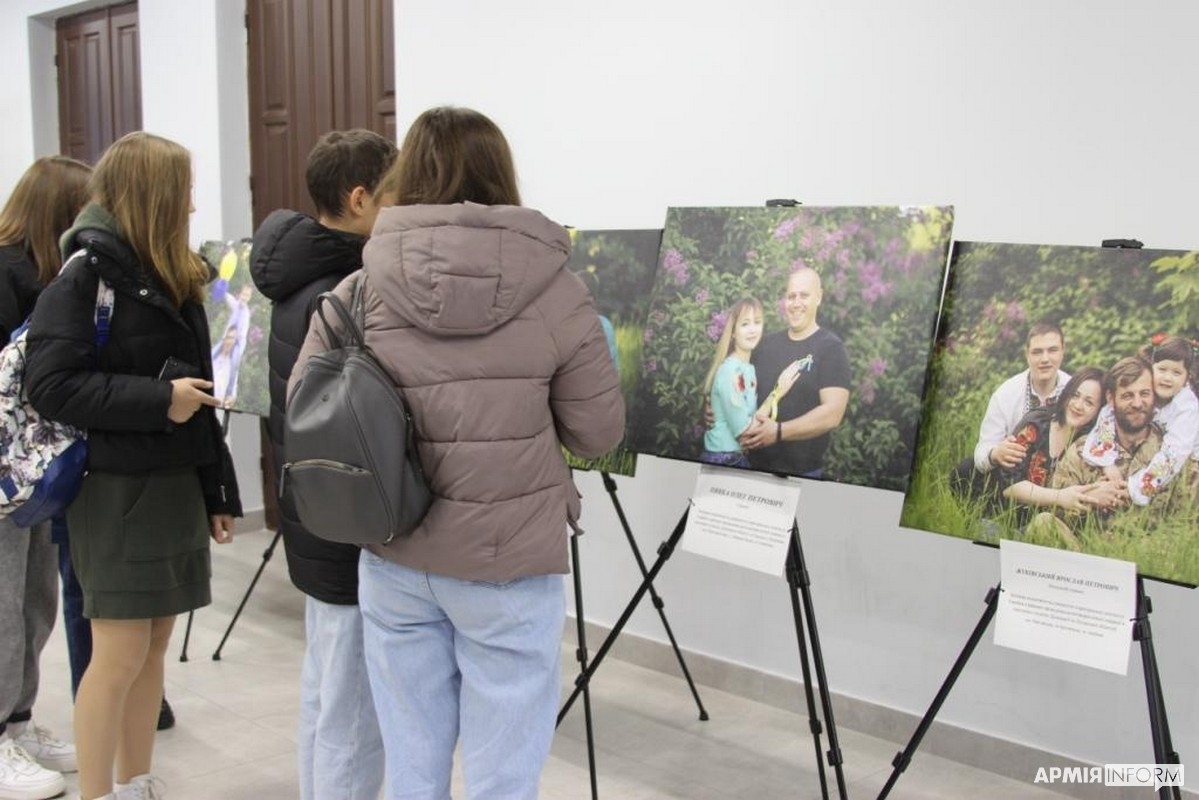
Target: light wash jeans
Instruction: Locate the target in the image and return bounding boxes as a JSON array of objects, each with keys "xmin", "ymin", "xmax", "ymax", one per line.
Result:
[
  {"xmin": 359, "ymin": 551, "xmax": 565, "ymax": 800},
  {"xmin": 298, "ymin": 596, "xmax": 385, "ymax": 800}
]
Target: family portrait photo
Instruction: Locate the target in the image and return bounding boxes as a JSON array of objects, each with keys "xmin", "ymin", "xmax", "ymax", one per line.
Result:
[
  {"xmin": 628, "ymin": 205, "xmax": 954, "ymax": 491},
  {"xmin": 562, "ymin": 228, "xmax": 662, "ymax": 477},
  {"xmin": 199, "ymin": 239, "xmax": 270, "ymax": 418},
  {"xmin": 901, "ymin": 242, "xmax": 1199, "ymax": 585}
]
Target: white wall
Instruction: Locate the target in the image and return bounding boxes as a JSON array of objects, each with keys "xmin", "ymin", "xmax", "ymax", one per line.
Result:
[
  {"xmin": 1, "ymin": 0, "xmax": 261, "ymax": 510},
  {"xmin": 1, "ymin": 0, "xmax": 252, "ymax": 245},
  {"xmin": 1, "ymin": 0, "xmax": 1194, "ymax": 775},
  {"xmin": 395, "ymin": 0, "xmax": 1198, "ymax": 770}
]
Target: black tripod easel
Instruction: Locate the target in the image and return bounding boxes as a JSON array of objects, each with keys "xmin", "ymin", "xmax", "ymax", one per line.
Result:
[
  {"xmin": 877, "ymin": 577, "xmax": 1183, "ymax": 800},
  {"xmin": 566, "ymin": 528, "xmax": 599, "ymax": 800},
  {"xmin": 785, "ymin": 520, "xmax": 848, "ymax": 800},
  {"xmin": 558, "ymin": 499, "xmax": 848, "ymax": 800},
  {"xmin": 179, "ymin": 408, "xmax": 236, "ymax": 662},
  {"xmin": 211, "ymin": 528, "xmax": 283, "ymax": 660},
  {"xmin": 596, "ymin": 471, "xmax": 709, "ymax": 720},
  {"xmin": 179, "ymin": 410, "xmax": 285, "ymax": 663},
  {"xmin": 557, "ymin": 471, "xmax": 709, "ymax": 799}
]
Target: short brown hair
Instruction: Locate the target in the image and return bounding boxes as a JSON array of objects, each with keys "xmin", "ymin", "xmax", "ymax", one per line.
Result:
[
  {"xmin": 305, "ymin": 130, "xmax": 398, "ymax": 218},
  {"xmin": 90, "ymin": 132, "xmax": 208, "ymax": 306},
  {"xmin": 1105, "ymin": 356, "xmax": 1152, "ymax": 396},
  {"xmin": 1026, "ymin": 320, "xmax": 1063, "ymax": 347},
  {"xmin": 0, "ymin": 156, "xmax": 91, "ymax": 285},
  {"xmin": 387, "ymin": 107, "xmax": 520, "ymax": 207}
]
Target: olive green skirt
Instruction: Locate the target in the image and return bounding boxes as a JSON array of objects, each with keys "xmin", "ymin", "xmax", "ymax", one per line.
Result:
[{"xmin": 67, "ymin": 469, "xmax": 212, "ymax": 620}]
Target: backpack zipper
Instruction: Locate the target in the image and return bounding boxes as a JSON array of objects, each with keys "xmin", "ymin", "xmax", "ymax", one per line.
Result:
[{"xmin": 279, "ymin": 460, "xmax": 369, "ymax": 496}]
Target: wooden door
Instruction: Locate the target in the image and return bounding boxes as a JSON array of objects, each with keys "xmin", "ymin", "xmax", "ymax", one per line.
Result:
[
  {"xmin": 247, "ymin": 0, "xmax": 395, "ymax": 227},
  {"xmin": 56, "ymin": 2, "xmax": 142, "ymax": 165}
]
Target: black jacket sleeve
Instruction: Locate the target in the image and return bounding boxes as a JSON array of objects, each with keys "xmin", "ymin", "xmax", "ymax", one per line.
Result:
[
  {"xmin": 25, "ymin": 268, "xmax": 174, "ymax": 431},
  {"xmin": 198, "ymin": 441, "xmax": 243, "ymax": 517},
  {"xmin": 0, "ymin": 251, "xmax": 41, "ymax": 342},
  {"xmin": 0, "ymin": 268, "xmax": 25, "ymax": 343}
]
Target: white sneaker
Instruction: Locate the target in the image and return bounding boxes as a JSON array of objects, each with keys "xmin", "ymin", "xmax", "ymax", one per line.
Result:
[
  {"xmin": 8, "ymin": 723, "xmax": 76, "ymax": 774},
  {"xmin": 0, "ymin": 736, "xmax": 65, "ymax": 800},
  {"xmin": 114, "ymin": 774, "xmax": 164, "ymax": 800}
]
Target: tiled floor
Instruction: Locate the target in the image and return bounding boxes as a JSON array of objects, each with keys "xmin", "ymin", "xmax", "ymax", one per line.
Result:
[{"xmin": 32, "ymin": 529, "xmax": 1080, "ymax": 799}]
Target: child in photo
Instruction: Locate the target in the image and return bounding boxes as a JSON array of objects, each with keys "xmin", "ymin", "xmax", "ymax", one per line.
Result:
[
  {"xmin": 1083, "ymin": 335, "xmax": 1198, "ymax": 504},
  {"xmin": 211, "ymin": 328, "xmax": 240, "ymax": 409},
  {"xmin": 701, "ymin": 298, "xmax": 764, "ymax": 467},
  {"xmin": 702, "ymin": 296, "xmax": 805, "ymax": 468}
]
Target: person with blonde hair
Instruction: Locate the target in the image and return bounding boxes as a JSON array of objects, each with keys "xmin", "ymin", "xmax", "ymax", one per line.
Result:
[
  {"xmin": 292, "ymin": 106, "xmax": 624, "ymax": 799},
  {"xmin": 0, "ymin": 155, "xmax": 90, "ymax": 800},
  {"xmin": 25, "ymin": 132, "xmax": 242, "ymax": 800},
  {"xmin": 701, "ymin": 297, "xmax": 766, "ymax": 468}
]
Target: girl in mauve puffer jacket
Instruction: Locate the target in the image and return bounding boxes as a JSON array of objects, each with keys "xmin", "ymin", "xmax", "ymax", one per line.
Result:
[{"xmin": 292, "ymin": 106, "xmax": 624, "ymax": 799}]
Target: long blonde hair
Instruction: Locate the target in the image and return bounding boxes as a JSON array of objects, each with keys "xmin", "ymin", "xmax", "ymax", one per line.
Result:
[
  {"xmin": 89, "ymin": 132, "xmax": 207, "ymax": 306},
  {"xmin": 0, "ymin": 156, "xmax": 92, "ymax": 285},
  {"xmin": 703, "ymin": 297, "xmax": 763, "ymax": 396}
]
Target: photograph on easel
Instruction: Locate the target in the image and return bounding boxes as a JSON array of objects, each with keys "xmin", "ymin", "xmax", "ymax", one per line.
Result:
[
  {"xmin": 901, "ymin": 242, "xmax": 1199, "ymax": 585},
  {"xmin": 562, "ymin": 228, "xmax": 662, "ymax": 477},
  {"xmin": 199, "ymin": 239, "xmax": 270, "ymax": 418},
  {"xmin": 627, "ymin": 206, "xmax": 954, "ymax": 491}
]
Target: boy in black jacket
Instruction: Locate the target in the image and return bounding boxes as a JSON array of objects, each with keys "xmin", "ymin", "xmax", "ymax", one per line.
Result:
[{"xmin": 250, "ymin": 130, "xmax": 396, "ymax": 800}]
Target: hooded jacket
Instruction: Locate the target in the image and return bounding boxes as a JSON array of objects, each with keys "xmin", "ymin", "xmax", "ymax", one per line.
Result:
[
  {"xmin": 251, "ymin": 210, "xmax": 366, "ymax": 604},
  {"xmin": 291, "ymin": 203, "xmax": 625, "ymax": 582},
  {"xmin": 24, "ymin": 204, "xmax": 241, "ymax": 516},
  {"xmin": 0, "ymin": 244, "xmax": 44, "ymax": 341}
]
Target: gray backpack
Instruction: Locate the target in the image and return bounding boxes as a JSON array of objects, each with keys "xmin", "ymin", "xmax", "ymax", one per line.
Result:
[{"xmin": 282, "ymin": 275, "xmax": 431, "ymax": 544}]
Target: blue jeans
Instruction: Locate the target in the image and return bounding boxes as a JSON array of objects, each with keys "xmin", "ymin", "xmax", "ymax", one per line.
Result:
[
  {"xmin": 359, "ymin": 552, "xmax": 565, "ymax": 800},
  {"xmin": 298, "ymin": 596, "xmax": 384, "ymax": 800}
]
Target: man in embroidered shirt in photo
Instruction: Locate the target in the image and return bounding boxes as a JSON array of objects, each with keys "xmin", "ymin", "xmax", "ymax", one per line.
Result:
[
  {"xmin": 974, "ymin": 320, "xmax": 1072, "ymax": 473},
  {"xmin": 950, "ymin": 320, "xmax": 1072, "ymax": 502}
]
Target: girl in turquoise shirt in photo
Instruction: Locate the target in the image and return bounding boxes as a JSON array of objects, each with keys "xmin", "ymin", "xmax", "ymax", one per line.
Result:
[{"xmin": 701, "ymin": 298, "xmax": 765, "ymax": 467}]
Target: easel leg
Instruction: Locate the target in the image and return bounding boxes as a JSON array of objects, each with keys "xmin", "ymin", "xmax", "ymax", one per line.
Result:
[
  {"xmin": 601, "ymin": 472, "xmax": 709, "ymax": 721},
  {"xmin": 1134, "ymin": 577, "xmax": 1182, "ymax": 800},
  {"xmin": 212, "ymin": 529, "xmax": 283, "ymax": 660},
  {"xmin": 179, "ymin": 611, "xmax": 194, "ymax": 662},
  {"xmin": 559, "ymin": 506, "xmax": 690, "ymax": 725},
  {"xmin": 569, "ymin": 532, "xmax": 600, "ymax": 799},
  {"xmin": 182, "ymin": 409, "xmax": 231, "ymax": 665},
  {"xmin": 788, "ymin": 524, "xmax": 848, "ymax": 800},
  {"xmin": 785, "ymin": 527, "xmax": 829, "ymax": 798},
  {"xmin": 876, "ymin": 585, "xmax": 1000, "ymax": 800}
]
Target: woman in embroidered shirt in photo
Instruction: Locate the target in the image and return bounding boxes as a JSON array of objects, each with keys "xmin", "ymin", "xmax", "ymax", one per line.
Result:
[
  {"xmin": 995, "ymin": 366, "xmax": 1106, "ymax": 521},
  {"xmin": 1081, "ymin": 334, "xmax": 1199, "ymax": 505},
  {"xmin": 24, "ymin": 132, "xmax": 242, "ymax": 800}
]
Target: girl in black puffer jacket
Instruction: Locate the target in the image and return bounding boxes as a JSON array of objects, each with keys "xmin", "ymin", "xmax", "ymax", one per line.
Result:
[{"xmin": 25, "ymin": 133, "xmax": 241, "ymax": 800}]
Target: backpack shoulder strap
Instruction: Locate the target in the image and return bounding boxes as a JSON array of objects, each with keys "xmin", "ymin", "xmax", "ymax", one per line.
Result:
[
  {"xmin": 314, "ymin": 288, "xmax": 361, "ymax": 349},
  {"xmin": 94, "ymin": 279, "xmax": 114, "ymax": 348},
  {"xmin": 62, "ymin": 248, "xmax": 115, "ymax": 349},
  {"xmin": 350, "ymin": 272, "xmax": 368, "ymax": 336}
]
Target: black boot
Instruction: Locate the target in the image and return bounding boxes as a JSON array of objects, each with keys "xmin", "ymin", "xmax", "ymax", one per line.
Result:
[{"xmin": 157, "ymin": 697, "xmax": 175, "ymax": 731}]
